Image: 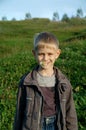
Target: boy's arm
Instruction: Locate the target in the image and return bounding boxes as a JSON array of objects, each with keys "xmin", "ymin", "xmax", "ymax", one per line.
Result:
[
  {"xmin": 13, "ymin": 85, "xmax": 26, "ymax": 130},
  {"xmin": 66, "ymin": 82, "xmax": 78, "ymax": 130}
]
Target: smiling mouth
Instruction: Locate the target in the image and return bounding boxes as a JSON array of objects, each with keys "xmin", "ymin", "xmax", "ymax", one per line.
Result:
[
  {"xmin": 40, "ymin": 61, "xmax": 48, "ymax": 67},
  {"xmin": 40, "ymin": 61, "xmax": 45, "ymax": 67}
]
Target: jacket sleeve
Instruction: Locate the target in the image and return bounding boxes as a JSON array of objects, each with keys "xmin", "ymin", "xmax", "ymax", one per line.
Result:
[
  {"xmin": 13, "ymin": 83, "xmax": 26, "ymax": 130},
  {"xmin": 66, "ymin": 81, "xmax": 78, "ymax": 130}
]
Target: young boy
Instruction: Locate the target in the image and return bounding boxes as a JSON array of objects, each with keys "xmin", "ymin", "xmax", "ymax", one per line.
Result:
[{"xmin": 13, "ymin": 32, "xmax": 78, "ymax": 130}]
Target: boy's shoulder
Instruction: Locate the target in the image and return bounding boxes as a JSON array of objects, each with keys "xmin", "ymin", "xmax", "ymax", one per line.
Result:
[
  {"xmin": 54, "ymin": 66, "xmax": 68, "ymax": 80},
  {"xmin": 18, "ymin": 67, "xmax": 37, "ymax": 87},
  {"xmin": 54, "ymin": 66, "xmax": 72, "ymax": 89},
  {"xmin": 19, "ymin": 71, "xmax": 31, "ymax": 87}
]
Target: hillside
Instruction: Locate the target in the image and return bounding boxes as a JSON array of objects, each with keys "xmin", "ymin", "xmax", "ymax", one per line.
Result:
[
  {"xmin": 0, "ymin": 18, "xmax": 86, "ymax": 130},
  {"xmin": 0, "ymin": 18, "xmax": 86, "ymax": 58}
]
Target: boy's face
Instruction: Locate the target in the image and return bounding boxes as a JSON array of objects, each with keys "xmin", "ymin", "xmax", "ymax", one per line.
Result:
[{"xmin": 33, "ymin": 42, "xmax": 61, "ymax": 70}]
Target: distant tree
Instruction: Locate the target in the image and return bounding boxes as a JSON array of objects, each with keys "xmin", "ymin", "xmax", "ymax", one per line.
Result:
[
  {"xmin": 2, "ymin": 16, "xmax": 7, "ymax": 21},
  {"xmin": 61, "ymin": 13, "xmax": 69, "ymax": 22},
  {"xmin": 52, "ymin": 12, "xmax": 59, "ymax": 21},
  {"xmin": 71, "ymin": 15, "xmax": 75, "ymax": 19},
  {"xmin": 11, "ymin": 17, "xmax": 16, "ymax": 21},
  {"xmin": 76, "ymin": 8, "xmax": 83, "ymax": 18},
  {"xmin": 25, "ymin": 12, "xmax": 31, "ymax": 20}
]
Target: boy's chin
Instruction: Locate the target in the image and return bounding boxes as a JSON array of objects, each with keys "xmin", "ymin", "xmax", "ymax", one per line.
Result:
[
  {"xmin": 40, "ymin": 64, "xmax": 53, "ymax": 70},
  {"xmin": 39, "ymin": 64, "xmax": 48, "ymax": 69},
  {"xmin": 40, "ymin": 65, "xmax": 46, "ymax": 69}
]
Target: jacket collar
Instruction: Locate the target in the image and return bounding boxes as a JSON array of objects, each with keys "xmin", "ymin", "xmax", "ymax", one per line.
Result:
[
  {"xmin": 23, "ymin": 66, "xmax": 68, "ymax": 87},
  {"xmin": 23, "ymin": 68, "xmax": 38, "ymax": 86}
]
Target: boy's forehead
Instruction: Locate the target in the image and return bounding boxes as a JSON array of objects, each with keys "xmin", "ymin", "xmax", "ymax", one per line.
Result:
[{"xmin": 36, "ymin": 42, "xmax": 58, "ymax": 50}]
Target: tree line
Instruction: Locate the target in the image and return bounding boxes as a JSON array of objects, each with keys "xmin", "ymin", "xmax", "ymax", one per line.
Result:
[{"xmin": 1, "ymin": 8, "xmax": 86, "ymax": 21}]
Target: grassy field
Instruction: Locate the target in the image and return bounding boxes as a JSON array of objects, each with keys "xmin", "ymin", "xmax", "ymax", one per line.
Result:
[{"xmin": 0, "ymin": 18, "xmax": 86, "ymax": 130}]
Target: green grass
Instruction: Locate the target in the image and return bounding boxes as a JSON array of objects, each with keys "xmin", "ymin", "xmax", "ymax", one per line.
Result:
[{"xmin": 0, "ymin": 18, "xmax": 86, "ymax": 130}]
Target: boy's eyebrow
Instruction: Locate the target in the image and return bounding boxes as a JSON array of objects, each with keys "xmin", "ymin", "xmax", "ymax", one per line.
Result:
[{"xmin": 36, "ymin": 44, "xmax": 58, "ymax": 50}]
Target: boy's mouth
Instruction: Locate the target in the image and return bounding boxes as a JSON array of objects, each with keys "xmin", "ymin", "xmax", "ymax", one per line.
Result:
[
  {"xmin": 40, "ymin": 61, "xmax": 44, "ymax": 67},
  {"xmin": 39, "ymin": 61, "xmax": 48, "ymax": 67}
]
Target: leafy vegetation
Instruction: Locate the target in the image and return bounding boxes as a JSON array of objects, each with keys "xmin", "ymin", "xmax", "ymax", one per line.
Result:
[{"xmin": 0, "ymin": 18, "xmax": 86, "ymax": 130}]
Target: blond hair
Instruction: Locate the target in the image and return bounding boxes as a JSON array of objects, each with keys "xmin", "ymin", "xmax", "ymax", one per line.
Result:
[{"xmin": 34, "ymin": 32, "xmax": 59, "ymax": 50}]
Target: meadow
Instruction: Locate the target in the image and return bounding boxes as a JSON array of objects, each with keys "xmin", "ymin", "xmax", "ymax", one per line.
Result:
[{"xmin": 0, "ymin": 18, "xmax": 86, "ymax": 130}]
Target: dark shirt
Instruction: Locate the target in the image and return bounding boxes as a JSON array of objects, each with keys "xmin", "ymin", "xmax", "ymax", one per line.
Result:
[{"xmin": 40, "ymin": 86, "xmax": 56, "ymax": 117}]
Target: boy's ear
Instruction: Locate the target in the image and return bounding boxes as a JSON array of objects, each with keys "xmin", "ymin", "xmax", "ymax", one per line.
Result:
[
  {"xmin": 32, "ymin": 49, "xmax": 36, "ymax": 56},
  {"xmin": 56, "ymin": 49, "xmax": 61, "ymax": 59}
]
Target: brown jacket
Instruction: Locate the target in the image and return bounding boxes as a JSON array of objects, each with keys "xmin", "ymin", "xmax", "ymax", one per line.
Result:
[{"xmin": 13, "ymin": 66, "xmax": 78, "ymax": 130}]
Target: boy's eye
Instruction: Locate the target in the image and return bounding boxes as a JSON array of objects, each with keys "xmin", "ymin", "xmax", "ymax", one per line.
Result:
[
  {"xmin": 38, "ymin": 53, "xmax": 53, "ymax": 56},
  {"xmin": 48, "ymin": 53, "xmax": 53, "ymax": 56},
  {"xmin": 38, "ymin": 53, "xmax": 43, "ymax": 56}
]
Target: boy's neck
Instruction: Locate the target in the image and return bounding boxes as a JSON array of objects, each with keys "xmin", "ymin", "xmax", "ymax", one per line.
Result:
[{"xmin": 38, "ymin": 66, "xmax": 54, "ymax": 77}]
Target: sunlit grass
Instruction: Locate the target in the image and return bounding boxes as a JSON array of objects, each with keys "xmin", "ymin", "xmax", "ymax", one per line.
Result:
[{"xmin": 0, "ymin": 18, "xmax": 86, "ymax": 130}]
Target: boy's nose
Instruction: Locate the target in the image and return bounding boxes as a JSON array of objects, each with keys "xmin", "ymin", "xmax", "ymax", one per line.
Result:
[{"xmin": 43, "ymin": 54, "xmax": 48, "ymax": 60}]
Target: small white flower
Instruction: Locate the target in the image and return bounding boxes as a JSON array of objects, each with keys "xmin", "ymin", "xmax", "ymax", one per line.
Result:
[{"xmin": 40, "ymin": 61, "xmax": 44, "ymax": 67}]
